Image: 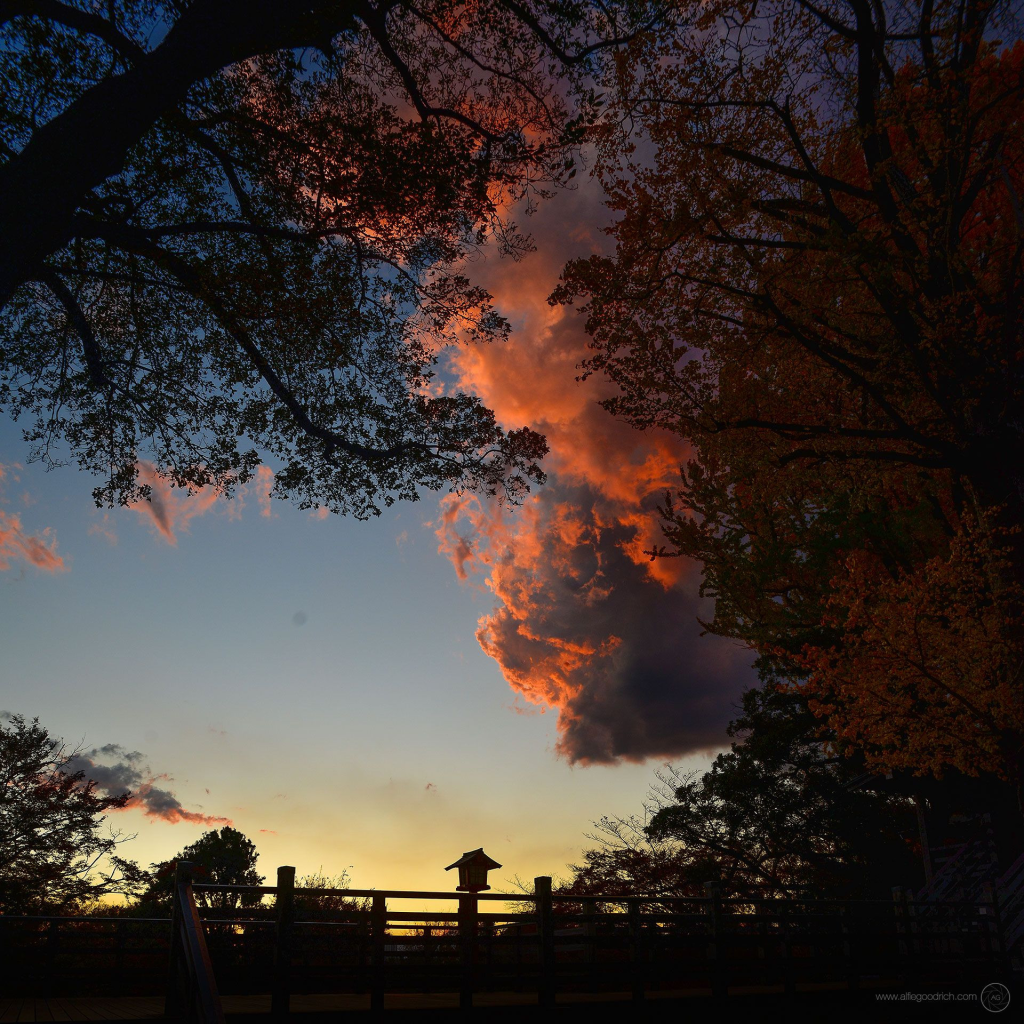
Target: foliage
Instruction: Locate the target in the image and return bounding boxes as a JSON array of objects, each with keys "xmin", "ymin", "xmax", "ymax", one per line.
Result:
[
  {"xmin": 0, "ymin": 0, "xmax": 662, "ymax": 517},
  {"xmin": 554, "ymin": 794, "xmax": 718, "ymax": 908},
  {"xmin": 294, "ymin": 868, "xmax": 369, "ymax": 920},
  {"xmin": 556, "ymin": 0, "xmax": 1024, "ymax": 785},
  {"xmin": 560, "ymin": 685, "xmax": 923, "ymax": 900},
  {"xmin": 0, "ymin": 713, "xmax": 146, "ymax": 913},
  {"xmin": 143, "ymin": 825, "xmax": 265, "ymax": 911},
  {"xmin": 645, "ymin": 684, "xmax": 923, "ymax": 897}
]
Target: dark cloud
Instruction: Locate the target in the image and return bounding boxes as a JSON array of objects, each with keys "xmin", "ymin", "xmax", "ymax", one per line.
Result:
[
  {"xmin": 462, "ymin": 482, "xmax": 755, "ymax": 763},
  {"xmin": 66, "ymin": 743, "xmax": 230, "ymax": 825}
]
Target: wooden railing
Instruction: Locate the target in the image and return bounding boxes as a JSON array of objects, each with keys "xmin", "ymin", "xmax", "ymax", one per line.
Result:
[
  {"xmin": 184, "ymin": 871, "xmax": 1013, "ymax": 1013},
  {"xmin": 166, "ymin": 861, "xmax": 225, "ymax": 1024},
  {"xmin": 0, "ymin": 870, "xmax": 1016, "ymax": 1008}
]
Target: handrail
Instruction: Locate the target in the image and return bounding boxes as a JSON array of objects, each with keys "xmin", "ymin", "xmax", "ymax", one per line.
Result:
[{"xmin": 166, "ymin": 862, "xmax": 225, "ymax": 1024}]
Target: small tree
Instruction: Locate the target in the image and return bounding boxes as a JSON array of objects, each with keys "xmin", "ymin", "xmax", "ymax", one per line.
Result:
[
  {"xmin": 0, "ymin": 713, "xmax": 145, "ymax": 913},
  {"xmin": 143, "ymin": 826, "xmax": 265, "ymax": 911},
  {"xmin": 294, "ymin": 868, "xmax": 369, "ymax": 921}
]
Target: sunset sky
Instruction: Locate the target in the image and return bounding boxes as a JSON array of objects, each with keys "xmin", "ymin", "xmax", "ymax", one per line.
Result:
[{"xmin": 0, "ymin": 175, "xmax": 755, "ymax": 894}]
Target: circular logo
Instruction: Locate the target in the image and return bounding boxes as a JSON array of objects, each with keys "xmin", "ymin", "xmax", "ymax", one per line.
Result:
[{"xmin": 981, "ymin": 982, "xmax": 1011, "ymax": 1013}]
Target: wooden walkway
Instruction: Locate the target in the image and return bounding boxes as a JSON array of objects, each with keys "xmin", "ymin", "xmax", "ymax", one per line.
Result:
[
  {"xmin": 0, "ymin": 989, "xmax": 776, "ymax": 1021},
  {"xmin": 0, "ymin": 985, "xmax": 869, "ymax": 1021}
]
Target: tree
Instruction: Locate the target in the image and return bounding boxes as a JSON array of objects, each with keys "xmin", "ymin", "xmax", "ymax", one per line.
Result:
[
  {"xmin": 557, "ymin": 685, "xmax": 923, "ymax": 901},
  {"xmin": 143, "ymin": 825, "xmax": 265, "ymax": 910},
  {"xmin": 556, "ymin": 0, "xmax": 1024, "ymax": 787},
  {"xmin": 0, "ymin": 713, "xmax": 145, "ymax": 913},
  {"xmin": 294, "ymin": 868, "xmax": 369, "ymax": 920},
  {"xmin": 0, "ymin": 0, "xmax": 660, "ymax": 518},
  {"xmin": 645, "ymin": 684, "xmax": 923, "ymax": 898}
]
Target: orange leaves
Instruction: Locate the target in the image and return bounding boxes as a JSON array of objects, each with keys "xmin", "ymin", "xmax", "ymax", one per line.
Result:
[{"xmin": 798, "ymin": 514, "xmax": 1024, "ymax": 780}]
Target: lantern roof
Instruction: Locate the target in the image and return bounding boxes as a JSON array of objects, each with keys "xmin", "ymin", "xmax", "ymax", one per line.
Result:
[{"xmin": 445, "ymin": 848, "xmax": 502, "ymax": 872}]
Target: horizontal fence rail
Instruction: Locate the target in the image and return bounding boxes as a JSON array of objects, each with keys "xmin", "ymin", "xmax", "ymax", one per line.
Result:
[{"xmin": 1, "ymin": 872, "xmax": 1016, "ymax": 1012}]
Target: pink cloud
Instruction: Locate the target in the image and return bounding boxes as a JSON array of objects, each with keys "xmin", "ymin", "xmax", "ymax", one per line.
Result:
[
  {"xmin": 88, "ymin": 513, "xmax": 118, "ymax": 546},
  {"xmin": 0, "ymin": 463, "xmax": 66, "ymax": 573},
  {"xmin": 129, "ymin": 462, "xmax": 221, "ymax": 544},
  {"xmin": 128, "ymin": 461, "xmax": 278, "ymax": 542},
  {"xmin": 255, "ymin": 465, "xmax": 276, "ymax": 518}
]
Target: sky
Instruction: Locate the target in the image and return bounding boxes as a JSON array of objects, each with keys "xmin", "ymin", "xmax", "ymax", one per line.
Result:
[{"xmin": 0, "ymin": 174, "xmax": 755, "ymax": 898}]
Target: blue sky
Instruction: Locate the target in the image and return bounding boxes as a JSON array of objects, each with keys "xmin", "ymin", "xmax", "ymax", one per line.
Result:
[{"xmin": 1, "ymin": 414, "xmax": 719, "ymax": 892}]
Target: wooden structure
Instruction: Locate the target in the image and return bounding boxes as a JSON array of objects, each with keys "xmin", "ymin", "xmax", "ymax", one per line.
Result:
[
  {"xmin": 0, "ymin": 871, "xmax": 1017, "ymax": 1019},
  {"xmin": 445, "ymin": 849, "xmax": 502, "ymax": 893}
]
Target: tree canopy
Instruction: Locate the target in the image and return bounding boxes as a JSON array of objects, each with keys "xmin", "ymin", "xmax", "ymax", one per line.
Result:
[
  {"xmin": 0, "ymin": 713, "xmax": 144, "ymax": 913},
  {"xmin": 557, "ymin": 0, "xmax": 1024, "ymax": 788},
  {"xmin": 0, "ymin": 0, "xmax": 659, "ymax": 518},
  {"xmin": 143, "ymin": 825, "xmax": 264, "ymax": 910},
  {"xmin": 558, "ymin": 683, "xmax": 923, "ymax": 900}
]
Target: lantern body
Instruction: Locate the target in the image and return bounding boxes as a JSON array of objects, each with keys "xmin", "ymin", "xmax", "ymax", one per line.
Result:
[{"xmin": 446, "ymin": 848, "xmax": 502, "ymax": 893}]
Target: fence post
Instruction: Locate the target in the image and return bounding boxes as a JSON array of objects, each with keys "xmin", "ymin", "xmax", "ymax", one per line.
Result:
[
  {"xmin": 371, "ymin": 893, "xmax": 387, "ymax": 1012},
  {"xmin": 583, "ymin": 897, "xmax": 597, "ymax": 984},
  {"xmin": 839, "ymin": 903, "xmax": 858, "ymax": 991},
  {"xmin": 535, "ymin": 876, "xmax": 555, "ymax": 1008},
  {"xmin": 272, "ymin": 865, "xmax": 295, "ymax": 1021},
  {"xmin": 629, "ymin": 900, "xmax": 645, "ymax": 1003},
  {"xmin": 891, "ymin": 886, "xmax": 908, "ymax": 963},
  {"xmin": 780, "ymin": 896, "xmax": 795, "ymax": 996},
  {"xmin": 980, "ymin": 881, "xmax": 1008, "ymax": 977},
  {"xmin": 704, "ymin": 882, "xmax": 726, "ymax": 998},
  {"xmin": 165, "ymin": 860, "xmax": 193, "ymax": 1018},
  {"xmin": 43, "ymin": 917, "xmax": 58, "ymax": 999},
  {"xmin": 459, "ymin": 893, "xmax": 478, "ymax": 1010}
]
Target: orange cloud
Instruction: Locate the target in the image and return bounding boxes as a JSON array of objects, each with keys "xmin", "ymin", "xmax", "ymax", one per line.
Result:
[
  {"xmin": 0, "ymin": 464, "xmax": 66, "ymax": 572},
  {"xmin": 437, "ymin": 184, "xmax": 754, "ymax": 762}
]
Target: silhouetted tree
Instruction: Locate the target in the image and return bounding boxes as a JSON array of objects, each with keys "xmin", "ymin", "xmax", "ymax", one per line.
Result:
[
  {"xmin": 562, "ymin": 685, "xmax": 924, "ymax": 900},
  {"xmin": 143, "ymin": 825, "xmax": 264, "ymax": 911},
  {"xmin": 294, "ymin": 868, "xmax": 369, "ymax": 920},
  {"xmin": 0, "ymin": 713, "xmax": 145, "ymax": 913},
  {"xmin": 645, "ymin": 684, "xmax": 924, "ymax": 897},
  {"xmin": 0, "ymin": 0, "xmax": 661, "ymax": 517}
]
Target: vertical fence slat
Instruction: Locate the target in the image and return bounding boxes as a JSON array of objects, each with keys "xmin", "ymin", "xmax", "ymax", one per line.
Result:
[
  {"xmin": 704, "ymin": 882, "xmax": 726, "ymax": 999},
  {"xmin": 164, "ymin": 860, "xmax": 191, "ymax": 1018},
  {"xmin": 629, "ymin": 900, "xmax": 644, "ymax": 1003},
  {"xmin": 459, "ymin": 893, "xmax": 478, "ymax": 1010},
  {"xmin": 371, "ymin": 893, "xmax": 386, "ymax": 1013},
  {"xmin": 272, "ymin": 865, "xmax": 295, "ymax": 1021},
  {"xmin": 535, "ymin": 876, "xmax": 555, "ymax": 1008}
]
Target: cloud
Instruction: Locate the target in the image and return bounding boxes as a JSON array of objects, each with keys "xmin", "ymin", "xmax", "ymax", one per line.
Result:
[
  {"xmin": 0, "ymin": 464, "xmax": 66, "ymax": 572},
  {"xmin": 128, "ymin": 461, "xmax": 277, "ymax": 543},
  {"xmin": 128, "ymin": 463, "xmax": 222, "ymax": 544},
  {"xmin": 88, "ymin": 513, "xmax": 118, "ymax": 546},
  {"xmin": 255, "ymin": 465, "xmax": 276, "ymax": 518},
  {"xmin": 65, "ymin": 743, "xmax": 231, "ymax": 825},
  {"xmin": 436, "ymin": 181, "xmax": 755, "ymax": 762}
]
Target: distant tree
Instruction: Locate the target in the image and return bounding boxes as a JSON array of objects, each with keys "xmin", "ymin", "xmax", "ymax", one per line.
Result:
[
  {"xmin": 555, "ymin": 811, "xmax": 715, "ymax": 909},
  {"xmin": 294, "ymin": 868, "xmax": 369, "ymax": 920},
  {"xmin": 143, "ymin": 825, "xmax": 265, "ymax": 911},
  {"xmin": 0, "ymin": 0, "xmax": 662, "ymax": 518},
  {"xmin": 561, "ymin": 685, "xmax": 924, "ymax": 900},
  {"xmin": 645, "ymin": 684, "xmax": 924, "ymax": 897},
  {"xmin": 0, "ymin": 713, "xmax": 146, "ymax": 913}
]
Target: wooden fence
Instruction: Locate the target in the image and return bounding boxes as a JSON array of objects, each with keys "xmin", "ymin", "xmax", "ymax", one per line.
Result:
[{"xmin": 0, "ymin": 868, "xmax": 1014, "ymax": 1014}]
